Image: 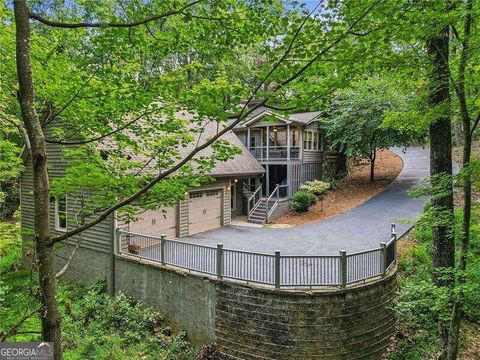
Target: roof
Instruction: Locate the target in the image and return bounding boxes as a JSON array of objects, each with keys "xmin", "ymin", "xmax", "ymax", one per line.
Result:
[
  {"xmin": 100, "ymin": 110, "xmax": 264, "ymax": 178},
  {"xmin": 231, "ymin": 106, "xmax": 322, "ymax": 129},
  {"xmin": 182, "ymin": 119, "xmax": 265, "ymax": 177}
]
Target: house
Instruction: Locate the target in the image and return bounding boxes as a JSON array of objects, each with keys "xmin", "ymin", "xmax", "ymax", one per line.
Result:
[{"xmin": 20, "ymin": 107, "xmax": 336, "ymax": 246}]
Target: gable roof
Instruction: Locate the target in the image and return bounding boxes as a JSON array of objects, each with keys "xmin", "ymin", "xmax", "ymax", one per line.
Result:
[
  {"xmin": 231, "ymin": 106, "xmax": 322, "ymax": 129},
  {"xmin": 183, "ymin": 120, "xmax": 265, "ymax": 177},
  {"xmin": 98, "ymin": 111, "xmax": 265, "ymax": 178}
]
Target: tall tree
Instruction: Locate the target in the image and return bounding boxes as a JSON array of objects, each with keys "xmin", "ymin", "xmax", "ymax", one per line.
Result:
[{"xmin": 11, "ymin": 1, "xmax": 385, "ymax": 359}]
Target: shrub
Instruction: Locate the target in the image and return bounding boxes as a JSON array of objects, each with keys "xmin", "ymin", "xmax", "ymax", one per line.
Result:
[
  {"xmin": 290, "ymin": 191, "xmax": 316, "ymax": 212},
  {"xmin": 299, "ymin": 180, "xmax": 331, "ymax": 196}
]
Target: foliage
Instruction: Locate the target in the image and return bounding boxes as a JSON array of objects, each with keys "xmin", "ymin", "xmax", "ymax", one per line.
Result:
[
  {"xmin": 299, "ymin": 180, "xmax": 331, "ymax": 196},
  {"xmin": 391, "ymin": 207, "xmax": 480, "ymax": 358},
  {"xmin": 0, "ymin": 221, "xmax": 198, "ymax": 359},
  {"xmin": 290, "ymin": 191, "xmax": 316, "ymax": 212},
  {"xmin": 319, "ymin": 77, "xmax": 416, "ymax": 162}
]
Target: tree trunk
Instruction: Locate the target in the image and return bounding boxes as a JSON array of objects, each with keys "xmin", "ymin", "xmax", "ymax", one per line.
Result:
[
  {"xmin": 14, "ymin": 2, "xmax": 63, "ymax": 359},
  {"xmin": 334, "ymin": 144, "xmax": 348, "ymax": 178},
  {"xmin": 369, "ymin": 148, "xmax": 376, "ymax": 182},
  {"xmin": 426, "ymin": 23, "xmax": 455, "ymax": 359},
  {"xmin": 447, "ymin": 2, "xmax": 473, "ymax": 358}
]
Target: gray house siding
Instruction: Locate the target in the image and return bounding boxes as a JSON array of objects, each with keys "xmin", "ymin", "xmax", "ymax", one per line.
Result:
[{"xmin": 20, "ymin": 137, "xmax": 114, "ymax": 254}]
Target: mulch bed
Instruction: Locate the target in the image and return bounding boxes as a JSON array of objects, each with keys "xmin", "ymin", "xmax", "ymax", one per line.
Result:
[{"xmin": 271, "ymin": 149, "xmax": 404, "ymax": 227}]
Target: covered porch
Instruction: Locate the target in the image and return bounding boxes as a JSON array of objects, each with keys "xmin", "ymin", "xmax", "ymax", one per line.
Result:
[{"xmin": 247, "ymin": 124, "xmax": 303, "ymax": 161}]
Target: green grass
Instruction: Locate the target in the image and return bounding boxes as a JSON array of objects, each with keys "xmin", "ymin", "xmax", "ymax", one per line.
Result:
[{"xmin": 0, "ymin": 221, "xmax": 198, "ymax": 359}]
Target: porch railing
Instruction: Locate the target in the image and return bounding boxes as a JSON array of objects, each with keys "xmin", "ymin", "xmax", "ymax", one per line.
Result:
[
  {"xmin": 247, "ymin": 185, "xmax": 263, "ymax": 218},
  {"xmin": 265, "ymin": 184, "xmax": 289, "ymax": 222},
  {"xmin": 249, "ymin": 146, "xmax": 300, "ymax": 161},
  {"xmin": 117, "ymin": 224, "xmax": 398, "ymax": 289}
]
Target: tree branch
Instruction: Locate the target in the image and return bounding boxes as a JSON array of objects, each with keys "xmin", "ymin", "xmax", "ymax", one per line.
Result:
[
  {"xmin": 49, "ymin": 0, "xmax": 382, "ymax": 244},
  {"xmin": 0, "ymin": 307, "xmax": 40, "ymax": 342},
  {"xmin": 29, "ymin": 0, "xmax": 203, "ymax": 29},
  {"xmin": 45, "ymin": 109, "xmax": 158, "ymax": 145},
  {"xmin": 0, "ymin": 115, "xmax": 31, "ymax": 152}
]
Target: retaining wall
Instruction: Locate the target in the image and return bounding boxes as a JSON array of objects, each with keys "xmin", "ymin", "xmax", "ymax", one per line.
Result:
[{"xmin": 51, "ymin": 246, "xmax": 397, "ymax": 358}]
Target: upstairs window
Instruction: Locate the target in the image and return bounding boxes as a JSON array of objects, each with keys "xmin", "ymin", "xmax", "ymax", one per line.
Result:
[
  {"xmin": 55, "ymin": 195, "xmax": 67, "ymax": 231},
  {"xmin": 304, "ymin": 131, "xmax": 320, "ymax": 150}
]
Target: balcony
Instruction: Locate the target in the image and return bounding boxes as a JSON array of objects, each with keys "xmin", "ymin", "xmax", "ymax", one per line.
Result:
[{"xmin": 249, "ymin": 146, "xmax": 300, "ymax": 161}]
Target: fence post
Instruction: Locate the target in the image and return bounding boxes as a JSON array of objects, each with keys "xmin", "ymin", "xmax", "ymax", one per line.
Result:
[
  {"xmin": 380, "ymin": 242, "xmax": 387, "ymax": 277},
  {"xmin": 115, "ymin": 228, "xmax": 121, "ymax": 255},
  {"xmin": 391, "ymin": 223, "xmax": 398, "ymax": 262},
  {"xmin": 339, "ymin": 250, "xmax": 347, "ymax": 289},
  {"xmin": 160, "ymin": 234, "xmax": 166, "ymax": 265},
  {"xmin": 274, "ymin": 250, "xmax": 281, "ymax": 289},
  {"xmin": 217, "ymin": 243, "xmax": 224, "ymax": 280}
]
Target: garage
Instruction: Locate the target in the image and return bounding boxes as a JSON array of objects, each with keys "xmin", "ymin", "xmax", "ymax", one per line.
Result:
[
  {"xmin": 126, "ymin": 207, "xmax": 177, "ymax": 238},
  {"xmin": 188, "ymin": 189, "xmax": 223, "ymax": 235}
]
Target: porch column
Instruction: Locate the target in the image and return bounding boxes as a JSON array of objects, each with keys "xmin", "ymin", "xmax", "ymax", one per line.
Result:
[
  {"xmin": 266, "ymin": 125, "xmax": 270, "ymax": 161},
  {"xmin": 287, "ymin": 123, "xmax": 291, "ymax": 161},
  {"xmin": 299, "ymin": 128, "xmax": 304, "ymax": 161},
  {"xmin": 266, "ymin": 164, "xmax": 270, "ymax": 196},
  {"xmin": 247, "ymin": 127, "xmax": 251, "ymax": 149}
]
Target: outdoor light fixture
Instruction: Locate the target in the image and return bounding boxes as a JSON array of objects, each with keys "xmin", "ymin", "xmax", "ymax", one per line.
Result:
[{"xmin": 234, "ymin": 179, "xmax": 238, "ymax": 183}]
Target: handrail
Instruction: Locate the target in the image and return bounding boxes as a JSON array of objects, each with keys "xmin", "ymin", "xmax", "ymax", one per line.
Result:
[
  {"xmin": 265, "ymin": 184, "xmax": 288, "ymax": 221},
  {"xmin": 117, "ymin": 223, "xmax": 398, "ymax": 289},
  {"xmin": 247, "ymin": 185, "xmax": 262, "ymax": 217}
]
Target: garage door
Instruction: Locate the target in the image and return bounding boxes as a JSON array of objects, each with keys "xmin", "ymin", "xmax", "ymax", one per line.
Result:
[
  {"xmin": 188, "ymin": 189, "xmax": 222, "ymax": 235},
  {"xmin": 127, "ymin": 206, "xmax": 177, "ymax": 238}
]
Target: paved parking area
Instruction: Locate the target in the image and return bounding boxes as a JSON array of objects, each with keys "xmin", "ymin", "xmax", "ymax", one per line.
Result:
[{"xmin": 181, "ymin": 147, "xmax": 430, "ymax": 255}]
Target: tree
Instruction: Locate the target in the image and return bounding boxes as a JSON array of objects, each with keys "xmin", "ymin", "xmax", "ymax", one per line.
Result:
[
  {"xmin": 319, "ymin": 77, "xmax": 412, "ymax": 181},
  {"xmin": 10, "ymin": 1, "xmax": 386, "ymax": 358}
]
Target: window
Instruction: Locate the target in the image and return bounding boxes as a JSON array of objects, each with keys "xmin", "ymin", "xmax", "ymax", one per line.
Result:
[
  {"xmin": 206, "ymin": 190, "xmax": 219, "ymax": 197},
  {"xmin": 55, "ymin": 195, "xmax": 67, "ymax": 231},
  {"xmin": 189, "ymin": 191, "xmax": 203, "ymax": 199},
  {"xmin": 303, "ymin": 131, "xmax": 320, "ymax": 151}
]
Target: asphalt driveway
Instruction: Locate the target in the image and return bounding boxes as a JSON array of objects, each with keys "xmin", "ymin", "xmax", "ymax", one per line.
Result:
[{"xmin": 181, "ymin": 147, "xmax": 431, "ymax": 255}]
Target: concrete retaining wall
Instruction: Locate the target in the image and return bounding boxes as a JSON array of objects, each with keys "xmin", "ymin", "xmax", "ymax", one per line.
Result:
[{"xmin": 52, "ymin": 246, "xmax": 397, "ymax": 358}]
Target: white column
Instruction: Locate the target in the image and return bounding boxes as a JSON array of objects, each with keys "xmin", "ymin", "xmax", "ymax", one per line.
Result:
[
  {"xmin": 266, "ymin": 125, "xmax": 270, "ymax": 161},
  {"xmin": 247, "ymin": 127, "xmax": 251, "ymax": 149},
  {"xmin": 287, "ymin": 123, "xmax": 291, "ymax": 161}
]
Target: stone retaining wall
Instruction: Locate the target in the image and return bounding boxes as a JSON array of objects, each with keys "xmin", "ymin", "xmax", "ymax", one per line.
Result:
[
  {"xmin": 215, "ymin": 275, "xmax": 397, "ymax": 359},
  {"xmin": 52, "ymin": 247, "xmax": 397, "ymax": 358}
]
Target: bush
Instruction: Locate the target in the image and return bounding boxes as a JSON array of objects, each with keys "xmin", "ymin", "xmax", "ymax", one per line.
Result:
[
  {"xmin": 299, "ymin": 180, "xmax": 331, "ymax": 196},
  {"xmin": 290, "ymin": 191, "xmax": 316, "ymax": 212}
]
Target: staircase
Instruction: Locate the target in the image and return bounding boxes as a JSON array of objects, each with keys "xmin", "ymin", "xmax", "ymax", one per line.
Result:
[
  {"xmin": 247, "ymin": 198, "xmax": 268, "ymax": 224},
  {"xmin": 246, "ymin": 184, "xmax": 285, "ymax": 224}
]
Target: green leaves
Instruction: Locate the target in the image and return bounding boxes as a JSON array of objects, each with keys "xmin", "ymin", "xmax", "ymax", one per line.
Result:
[{"xmin": 319, "ymin": 76, "xmax": 417, "ymax": 160}]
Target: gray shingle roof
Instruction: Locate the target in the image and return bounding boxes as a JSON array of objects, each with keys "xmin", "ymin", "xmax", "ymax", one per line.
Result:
[
  {"xmin": 231, "ymin": 106, "xmax": 321, "ymax": 128},
  {"xmin": 182, "ymin": 119, "xmax": 265, "ymax": 177},
  {"xmin": 100, "ymin": 111, "xmax": 264, "ymax": 177}
]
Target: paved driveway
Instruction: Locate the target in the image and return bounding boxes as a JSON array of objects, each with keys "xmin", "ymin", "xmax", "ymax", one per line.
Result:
[{"xmin": 181, "ymin": 147, "xmax": 430, "ymax": 255}]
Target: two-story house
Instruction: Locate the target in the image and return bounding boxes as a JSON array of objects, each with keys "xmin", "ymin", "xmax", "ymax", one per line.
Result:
[
  {"xmin": 230, "ymin": 106, "xmax": 336, "ymax": 224},
  {"xmin": 20, "ymin": 107, "xmax": 337, "ymax": 249}
]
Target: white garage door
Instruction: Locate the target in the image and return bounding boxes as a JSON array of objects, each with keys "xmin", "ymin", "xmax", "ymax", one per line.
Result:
[
  {"xmin": 127, "ymin": 207, "xmax": 177, "ymax": 238},
  {"xmin": 188, "ymin": 189, "xmax": 222, "ymax": 235}
]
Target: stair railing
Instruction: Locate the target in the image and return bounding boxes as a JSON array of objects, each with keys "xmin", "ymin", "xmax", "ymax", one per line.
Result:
[
  {"xmin": 266, "ymin": 184, "xmax": 289, "ymax": 222},
  {"xmin": 247, "ymin": 185, "xmax": 263, "ymax": 218}
]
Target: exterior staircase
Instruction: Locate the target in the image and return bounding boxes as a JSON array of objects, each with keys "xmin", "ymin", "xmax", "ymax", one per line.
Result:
[
  {"xmin": 247, "ymin": 198, "xmax": 268, "ymax": 224},
  {"xmin": 246, "ymin": 184, "xmax": 286, "ymax": 224}
]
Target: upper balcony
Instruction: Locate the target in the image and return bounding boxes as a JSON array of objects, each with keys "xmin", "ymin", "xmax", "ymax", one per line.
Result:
[
  {"xmin": 245, "ymin": 125, "xmax": 300, "ymax": 162},
  {"xmin": 249, "ymin": 146, "xmax": 300, "ymax": 160}
]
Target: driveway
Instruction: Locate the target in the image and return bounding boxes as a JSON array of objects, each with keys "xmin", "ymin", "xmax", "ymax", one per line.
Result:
[{"xmin": 181, "ymin": 147, "xmax": 430, "ymax": 255}]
